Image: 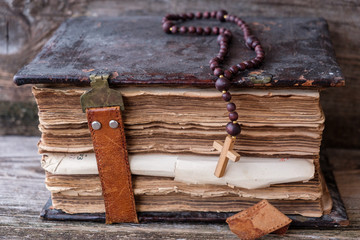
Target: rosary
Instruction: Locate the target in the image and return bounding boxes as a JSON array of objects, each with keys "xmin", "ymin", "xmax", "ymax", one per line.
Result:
[{"xmin": 162, "ymin": 10, "xmax": 265, "ymax": 178}]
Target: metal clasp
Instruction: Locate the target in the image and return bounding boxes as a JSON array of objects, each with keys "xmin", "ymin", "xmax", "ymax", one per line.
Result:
[{"xmin": 80, "ymin": 74, "xmax": 125, "ymax": 112}]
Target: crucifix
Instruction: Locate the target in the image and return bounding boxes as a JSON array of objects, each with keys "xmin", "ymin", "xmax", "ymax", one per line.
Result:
[{"xmin": 213, "ymin": 135, "xmax": 241, "ymax": 178}]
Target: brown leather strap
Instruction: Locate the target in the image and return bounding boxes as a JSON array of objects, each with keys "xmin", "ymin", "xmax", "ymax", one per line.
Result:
[
  {"xmin": 86, "ymin": 106, "xmax": 138, "ymax": 224},
  {"xmin": 226, "ymin": 200, "xmax": 292, "ymax": 239}
]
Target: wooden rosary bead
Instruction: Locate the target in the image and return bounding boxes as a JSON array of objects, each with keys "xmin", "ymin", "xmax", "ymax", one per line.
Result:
[
  {"xmin": 216, "ymin": 10, "xmax": 228, "ymax": 22},
  {"xmin": 229, "ymin": 112, "xmax": 239, "ymax": 121},
  {"xmin": 216, "ymin": 55, "xmax": 224, "ymax": 61},
  {"xmin": 212, "ymin": 26, "xmax": 219, "ymax": 35},
  {"xmin": 217, "ymin": 34, "xmax": 230, "ymax": 44},
  {"xmin": 223, "ymin": 29, "xmax": 232, "ymax": 38},
  {"xmin": 188, "ymin": 26, "xmax": 196, "ymax": 33},
  {"xmin": 220, "ymin": 44, "xmax": 228, "ymax": 51},
  {"xmin": 226, "ymin": 122, "xmax": 241, "ymax": 136},
  {"xmin": 187, "ymin": 12, "xmax": 195, "ymax": 20},
  {"xmin": 211, "ymin": 11, "xmax": 217, "ymax": 19},
  {"xmin": 214, "ymin": 68, "xmax": 224, "ymax": 76},
  {"xmin": 243, "ymin": 60, "xmax": 254, "ymax": 69},
  {"xmin": 203, "ymin": 11, "xmax": 210, "ymax": 19},
  {"xmin": 162, "ymin": 21, "xmax": 174, "ymax": 33},
  {"xmin": 251, "ymin": 40, "xmax": 260, "ymax": 49},
  {"xmin": 227, "ymin": 15, "xmax": 235, "ymax": 22},
  {"xmin": 210, "ymin": 57, "xmax": 221, "ymax": 64},
  {"xmin": 179, "ymin": 26, "xmax": 188, "ymax": 33},
  {"xmin": 204, "ymin": 26, "xmax": 212, "ymax": 35},
  {"xmin": 196, "ymin": 27, "xmax": 204, "ymax": 35},
  {"xmin": 251, "ymin": 59, "xmax": 260, "ymax": 67},
  {"xmin": 171, "ymin": 26, "xmax": 179, "ymax": 33},
  {"xmin": 227, "ymin": 102, "xmax": 236, "ymax": 112},
  {"xmin": 222, "ymin": 92, "xmax": 232, "ymax": 102},
  {"xmin": 236, "ymin": 62, "xmax": 246, "ymax": 71},
  {"xmin": 256, "ymin": 55, "xmax": 265, "ymax": 62},
  {"xmin": 224, "ymin": 70, "xmax": 233, "ymax": 79},
  {"xmin": 195, "ymin": 12, "xmax": 202, "ymax": 19},
  {"xmin": 246, "ymin": 35, "xmax": 258, "ymax": 49},
  {"xmin": 180, "ymin": 13, "xmax": 188, "ymax": 20},
  {"xmin": 215, "ymin": 77, "xmax": 231, "ymax": 92},
  {"xmin": 210, "ymin": 62, "xmax": 219, "ymax": 71},
  {"xmin": 230, "ymin": 65, "xmax": 239, "ymax": 74}
]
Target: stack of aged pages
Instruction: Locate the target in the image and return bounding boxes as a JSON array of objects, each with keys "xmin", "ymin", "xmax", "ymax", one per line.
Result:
[{"xmin": 35, "ymin": 86, "xmax": 331, "ymax": 217}]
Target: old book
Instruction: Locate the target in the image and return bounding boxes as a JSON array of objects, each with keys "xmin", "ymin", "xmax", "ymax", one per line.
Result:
[{"xmin": 13, "ymin": 16, "xmax": 344, "ymax": 222}]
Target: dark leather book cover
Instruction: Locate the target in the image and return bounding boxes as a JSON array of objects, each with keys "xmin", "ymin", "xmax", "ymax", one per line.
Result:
[{"xmin": 14, "ymin": 16, "xmax": 344, "ymax": 88}]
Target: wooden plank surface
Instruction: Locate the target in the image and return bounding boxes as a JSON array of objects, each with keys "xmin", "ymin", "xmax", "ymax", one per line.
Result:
[{"xmin": 0, "ymin": 136, "xmax": 359, "ymax": 239}]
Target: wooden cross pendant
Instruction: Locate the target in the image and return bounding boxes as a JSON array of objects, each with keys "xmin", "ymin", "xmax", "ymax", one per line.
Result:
[{"xmin": 213, "ymin": 135, "xmax": 241, "ymax": 178}]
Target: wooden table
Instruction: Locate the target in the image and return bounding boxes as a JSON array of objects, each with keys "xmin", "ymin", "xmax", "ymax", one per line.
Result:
[{"xmin": 0, "ymin": 136, "xmax": 359, "ymax": 239}]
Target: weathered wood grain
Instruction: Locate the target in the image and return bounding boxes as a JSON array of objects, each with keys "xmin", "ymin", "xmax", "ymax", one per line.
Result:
[
  {"xmin": 0, "ymin": 0, "xmax": 359, "ymax": 145},
  {"xmin": 0, "ymin": 137, "xmax": 359, "ymax": 239}
]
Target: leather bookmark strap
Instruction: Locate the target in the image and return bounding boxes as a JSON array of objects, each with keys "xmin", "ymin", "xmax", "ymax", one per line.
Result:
[
  {"xmin": 86, "ymin": 106, "xmax": 138, "ymax": 224},
  {"xmin": 226, "ymin": 200, "xmax": 292, "ymax": 239}
]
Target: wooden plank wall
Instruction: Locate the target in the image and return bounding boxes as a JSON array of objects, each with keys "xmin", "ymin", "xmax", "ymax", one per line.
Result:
[{"xmin": 0, "ymin": 0, "xmax": 359, "ymax": 148}]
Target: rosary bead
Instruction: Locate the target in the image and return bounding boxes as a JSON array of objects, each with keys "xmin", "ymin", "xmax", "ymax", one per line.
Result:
[
  {"xmin": 227, "ymin": 102, "xmax": 236, "ymax": 112},
  {"xmin": 195, "ymin": 12, "xmax": 202, "ymax": 19},
  {"xmin": 256, "ymin": 55, "xmax": 265, "ymax": 62},
  {"xmin": 236, "ymin": 19, "xmax": 244, "ymax": 26},
  {"xmin": 216, "ymin": 10, "xmax": 228, "ymax": 22},
  {"xmin": 213, "ymin": 68, "xmax": 224, "ymax": 76},
  {"xmin": 219, "ymin": 27, "xmax": 226, "ymax": 34},
  {"xmin": 215, "ymin": 77, "xmax": 231, "ymax": 92},
  {"xmin": 251, "ymin": 40, "xmax": 260, "ymax": 49},
  {"xmin": 226, "ymin": 122, "xmax": 241, "ymax": 136},
  {"xmin": 171, "ymin": 26, "xmax": 179, "ymax": 33},
  {"xmin": 187, "ymin": 12, "xmax": 195, "ymax": 19},
  {"xmin": 196, "ymin": 27, "xmax": 204, "ymax": 35},
  {"xmin": 246, "ymin": 35, "xmax": 257, "ymax": 47},
  {"xmin": 250, "ymin": 59, "xmax": 260, "ymax": 67},
  {"xmin": 236, "ymin": 62, "xmax": 246, "ymax": 71},
  {"xmin": 210, "ymin": 57, "xmax": 220, "ymax": 64},
  {"xmin": 219, "ymin": 50, "xmax": 228, "ymax": 56},
  {"xmin": 222, "ymin": 91, "xmax": 232, "ymax": 101},
  {"xmin": 162, "ymin": 21, "xmax": 174, "ymax": 33},
  {"xmin": 212, "ymin": 26, "xmax": 219, "ymax": 35},
  {"xmin": 223, "ymin": 30, "xmax": 232, "ymax": 38},
  {"xmin": 204, "ymin": 26, "xmax": 212, "ymax": 35},
  {"xmin": 243, "ymin": 60, "xmax": 254, "ymax": 69},
  {"xmin": 188, "ymin": 26, "xmax": 196, "ymax": 33},
  {"xmin": 230, "ymin": 65, "xmax": 239, "ymax": 74},
  {"xmin": 224, "ymin": 70, "xmax": 233, "ymax": 79},
  {"xmin": 220, "ymin": 44, "xmax": 228, "ymax": 51},
  {"xmin": 227, "ymin": 15, "xmax": 235, "ymax": 22},
  {"xmin": 203, "ymin": 11, "xmax": 210, "ymax": 19},
  {"xmin": 216, "ymin": 55, "xmax": 225, "ymax": 61},
  {"xmin": 211, "ymin": 11, "xmax": 217, "ymax": 18},
  {"xmin": 229, "ymin": 111, "xmax": 239, "ymax": 121},
  {"xmin": 210, "ymin": 62, "xmax": 219, "ymax": 71},
  {"xmin": 179, "ymin": 26, "xmax": 188, "ymax": 33},
  {"xmin": 180, "ymin": 13, "xmax": 188, "ymax": 20},
  {"xmin": 217, "ymin": 34, "xmax": 230, "ymax": 44},
  {"xmin": 242, "ymin": 27, "xmax": 251, "ymax": 38},
  {"xmin": 255, "ymin": 45, "xmax": 263, "ymax": 52}
]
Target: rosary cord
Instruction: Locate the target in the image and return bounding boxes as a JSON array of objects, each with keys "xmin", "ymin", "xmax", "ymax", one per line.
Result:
[{"xmin": 162, "ymin": 10, "xmax": 265, "ymax": 136}]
